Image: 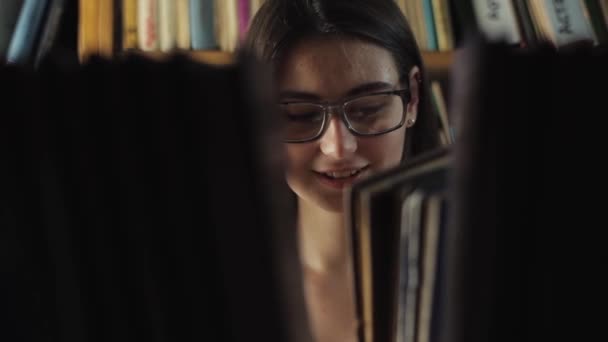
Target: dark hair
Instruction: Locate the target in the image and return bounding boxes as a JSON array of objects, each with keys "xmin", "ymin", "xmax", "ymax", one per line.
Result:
[{"xmin": 244, "ymin": 0, "xmax": 440, "ymax": 159}]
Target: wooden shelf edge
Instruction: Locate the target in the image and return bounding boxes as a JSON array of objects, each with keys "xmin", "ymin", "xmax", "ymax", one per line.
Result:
[
  {"xmin": 421, "ymin": 51, "xmax": 454, "ymax": 71},
  {"xmin": 113, "ymin": 50, "xmax": 453, "ymax": 70},
  {"xmin": 117, "ymin": 50, "xmax": 235, "ymax": 65}
]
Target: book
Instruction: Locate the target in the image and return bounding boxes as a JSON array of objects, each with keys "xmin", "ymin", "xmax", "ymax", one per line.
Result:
[
  {"xmin": 33, "ymin": 0, "xmax": 67, "ymax": 67},
  {"xmin": 347, "ymin": 147, "xmax": 451, "ymax": 342},
  {"xmin": 158, "ymin": 0, "xmax": 177, "ymax": 52},
  {"xmin": 6, "ymin": 0, "xmax": 49, "ymax": 64},
  {"xmin": 176, "ymin": 0, "xmax": 191, "ymax": 49},
  {"xmin": 122, "ymin": 0, "xmax": 138, "ymax": 50},
  {"xmin": 0, "ymin": 52, "xmax": 312, "ymax": 342},
  {"xmin": 437, "ymin": 39, "xmax": 607, "ymax": 342},
  {"xmin": 471, "ymin": 0, "xmax": 522, "ymax": 45},
  {"xmin": 349, "ymin": 38, "xmax": 608, "ymax": 342},
  {"xmin": 190, "ymin": 0, "xmax": 216, "ymax": 50},
  {"xmin": 137, "ymin": 0, "xmax": 159, "ymax": 51},
  {"xmin": 0, "ymin": 0, "xmax": 24, "ymax": 59}
]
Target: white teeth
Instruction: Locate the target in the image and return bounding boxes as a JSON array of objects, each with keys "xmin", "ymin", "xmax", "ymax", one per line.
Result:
[{"xmin": 323, "ymin": 169, "xmax": 362, "ymax": 179}]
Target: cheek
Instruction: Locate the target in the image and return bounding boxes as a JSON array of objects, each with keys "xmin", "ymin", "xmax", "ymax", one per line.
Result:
[
  {"xmin": 284, "ymin": 143, "xmax": 316, "ymax": 174},
  {"xmin": 362, "ymin": 129, "xmax": 405, "ymax": 168}
]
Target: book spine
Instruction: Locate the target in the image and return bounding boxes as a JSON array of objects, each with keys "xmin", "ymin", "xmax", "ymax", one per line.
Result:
[
  {"xmin": 137, "ymin": 0, "xmax": 159, "ymax": 51},
  {"xmin": 6, "ymin": 0, "xmax": 49, "ymax": 64},
  {"xmin": 190, "ymin": 0, "xmax": 215, "ymax": 50},
  {"xmin": 512, "ymin": 0, "xmax": 540, "ymax": 47},
  {"xmin": 412, "ymin": 1, "xmax": 429, "ymax": 50},
  {"xmin": 601, "ymin": 0, "xmax": 608, "ymax": 26},
  {"xmin": 471, "ymin": 0, "xmax": 522, "ymax": 45},
  {"xmin": 583, "ymin": 0, "xmax": 608, "ymax": 45},
  {"xmin": 541, "ymin": 0, "xmax": 596, "ymax": 46},
  {"xmin": 176, "ymin": 0, "xmax": 191, "ymax": 49},
  {"xmin": 237, "ymin": 0, "xmax": 251, "ymax": 42},
  {"xmin": 98, "ymin": 0, "xmax": 114, "ymax": 57},
  {"xmin": 431, "ymin": 0, "xmax": 454, "ymax": 51},
  {"xmin": 220, "ymin": 0, "xmax": 239, "ymax": 51},
  {"xmin": 0, "ymin": 0, "xmax": 24, "ymax": 59},
  {"xmin": 158, "ymin": 0, "xmax": 176, "ymax": 51},
  {"xmin": 123, "ymin": 0, "xmax": 138, "ymax": 50},
  {"xmin": 34, "ymin": 0, "xmax": 66, "ymax": 66},
  {"xmin": 422, "ymin": 0, "xmax": 438, "ymax": 51}
]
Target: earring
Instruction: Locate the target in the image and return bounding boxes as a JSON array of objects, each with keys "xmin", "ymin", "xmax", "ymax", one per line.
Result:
[{"xmin": 407, "ymin": 118, "xmax": 416, "ymax": 127}]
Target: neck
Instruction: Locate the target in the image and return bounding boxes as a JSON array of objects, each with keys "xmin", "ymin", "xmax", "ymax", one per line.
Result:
[{"xmin": 297, "ymin": 200, "xmax": 352, "ymax": 274}]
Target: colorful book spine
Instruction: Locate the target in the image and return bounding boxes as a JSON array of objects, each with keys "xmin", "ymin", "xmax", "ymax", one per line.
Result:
[
  {"xmin": 176, "ymin": 0, "xmax": 191, "ymax": 49},
  {"xmin": 137, "ymin": 0, "xmax": 159, "ymax": 51},
  {"xmin": 34, "ymin": 0, "xmax": 67, "ymax": 66},
  {"xmin": 471, "ymin": 0, "xmax": 522, "ymax": 45},
  {"xmin": 422, "ymin": 0, "xmax": 438, "ymax": 51},
  {"xmin": 98, "ymin": 0, "xmax": 114, "ymax": 57},
  {"xmin": 431, "ymin": 0, "xmax": 454, "ymax": 51},
  {"xmin": 123, "ymin": 0, "xmax": 138, "ymax": 50},
  {"xmin": 237, "ymin": 0, "xmax": 251, "ymax": 42},
  {"xmin": 583, "ymin": 0, "xmax": 607, "ymax": 45},
  {"xmin": 190, "ymin": 0, "xmax": 215, "ymax": 50},
  {"xmin": 6, "ymin": 0, "xmax": 49, "ymax": 64},
  {"xmin": 541, "ymin": 0, "xmax": 596, "ymax": 46},
  {"xmin": 158, "ymin": 0, "xmax": 176, "ymax": 51},
  {"xmin": 0, "ymin": 0, "xmax": 24, "ymax": 59}
]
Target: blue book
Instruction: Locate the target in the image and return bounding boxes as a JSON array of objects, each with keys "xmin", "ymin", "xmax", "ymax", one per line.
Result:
[
  {"xmin": 0, "ymin": 0, "xmax": 24, "ymax": 59},
  {"xmin": 190, "ymin": 0, "xmax": 217, "ymax": 50},
  {"xmin": 6, "ymin": 0, "xmax": 49, "ymax": 64},
  {"xmin": 422, "ymin": 0, "xmax": 438, "ymax": 51}
]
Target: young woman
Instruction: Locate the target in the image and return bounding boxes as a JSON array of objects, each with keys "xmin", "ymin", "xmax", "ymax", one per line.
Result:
[{"xmin": 245, "ymin": 1, "xmax": 440, "ymax": 340}]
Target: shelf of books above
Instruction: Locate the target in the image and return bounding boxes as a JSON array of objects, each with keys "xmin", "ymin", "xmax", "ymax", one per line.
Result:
[{"xmin": 117, "ymin": 50, "xmax": 454, "ymax": 69}]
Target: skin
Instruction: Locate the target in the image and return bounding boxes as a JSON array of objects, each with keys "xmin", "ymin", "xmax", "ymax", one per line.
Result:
[{"xmin": 277, "ymin": 36, "xmax": 420, "ymax": 342}]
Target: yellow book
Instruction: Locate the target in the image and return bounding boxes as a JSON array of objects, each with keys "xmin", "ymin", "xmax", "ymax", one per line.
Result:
[
  {"xmin": 98, "ymin": 0, "xmax": 114, "ymax": 57},
  {"xmin": 176, "ymin": 0, "xmax": 191, "ymax": 49},
  {"xmin": 123, "ymin": 0, "xmax": 138, "ymax": 50},
  {"xmin": 78, "ymin": 0, "xmax": 99, "ymax": 62}
]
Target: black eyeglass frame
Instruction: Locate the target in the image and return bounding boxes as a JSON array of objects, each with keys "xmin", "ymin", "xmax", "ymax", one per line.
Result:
[{"xmin": 279, "ymin": 89, "xmax": 411, "ymax": 143}]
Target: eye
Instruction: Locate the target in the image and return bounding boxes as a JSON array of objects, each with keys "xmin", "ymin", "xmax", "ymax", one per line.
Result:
[
  {"xmin": 346, "ymin": 95, "xmax": 391, "ymax": 119},
  {"xmin": 280, "ymin": 104, "xmax": 324, "ymax": 123}
]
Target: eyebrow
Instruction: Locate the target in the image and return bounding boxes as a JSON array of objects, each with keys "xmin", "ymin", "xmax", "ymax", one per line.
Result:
[{"xmin": 279, "ymin": 81, "xmax": 397, "ymax": 102}]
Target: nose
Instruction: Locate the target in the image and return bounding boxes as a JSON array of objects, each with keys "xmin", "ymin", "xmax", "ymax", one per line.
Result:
[{"xmin": 319, "ymin": 115, "xmax": 357, "ymax": 159}]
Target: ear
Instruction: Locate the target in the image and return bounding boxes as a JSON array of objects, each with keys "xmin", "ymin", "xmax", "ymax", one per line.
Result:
[{"xmin": 405, "ymin": 66, "xmax": 420, "ymax": 128}]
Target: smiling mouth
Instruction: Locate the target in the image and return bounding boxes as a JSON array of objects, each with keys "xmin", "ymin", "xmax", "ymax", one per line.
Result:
[{"xmin": 313, "ymin": 165, "xmax": 369, "ymax": 181}]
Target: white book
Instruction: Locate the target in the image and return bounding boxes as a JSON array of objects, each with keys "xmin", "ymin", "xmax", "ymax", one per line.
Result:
[
  {"xmin": 541, "ymin": 0, "xmax": 596, "ymax": 46},
  {"xmin": 215, "ymin": 0, "xmax": 239, "ymax": 52},
  {"xmin": 158, "ymin": 0, "xmax": 176, "ymax": 51},
  {"xmin": 472, "ymin": 0, "xmax": 522, "ymax": 44},
  {"xmin": 137, "ymin": 0, "xmax": 159, "ymax": 51}
]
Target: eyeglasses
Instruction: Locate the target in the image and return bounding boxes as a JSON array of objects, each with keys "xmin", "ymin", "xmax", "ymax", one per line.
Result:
[{"xmin": 278, "ymin": 89, "xmax": 410, "ymax": 143}]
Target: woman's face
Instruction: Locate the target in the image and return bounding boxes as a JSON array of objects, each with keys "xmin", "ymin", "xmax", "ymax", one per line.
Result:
[{"xmin": 277, "ymin": 36, "xmax": 419, "ymax": 212}]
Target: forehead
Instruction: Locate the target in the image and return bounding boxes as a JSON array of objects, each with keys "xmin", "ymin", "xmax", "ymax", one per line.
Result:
[{"xmin": 277, "ymin": 36, "xmax": 400, "ymax": 99}]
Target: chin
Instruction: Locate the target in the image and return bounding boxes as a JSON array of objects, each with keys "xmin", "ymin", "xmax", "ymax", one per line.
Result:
[
  {"xmin": 291, "ymin": 187, "xmax": 346, "ymax": 214},
  {"xmin": 316, "ymin": 195, "xmax": 345, "ymax": 213}
]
